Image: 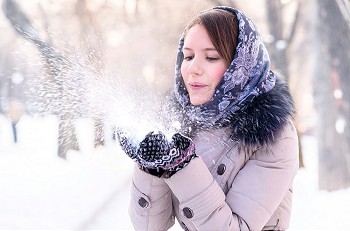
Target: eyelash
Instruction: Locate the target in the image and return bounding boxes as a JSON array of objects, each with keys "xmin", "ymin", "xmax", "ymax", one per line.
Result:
[
  {"xmin": 184, "ymin": 56, "xmax": 194, "ymax": 61},
  {"xmin": 207, "ymin": 57, "xmax": 219, "ymax": 62},
  {"xmin": 183, "ymin": 55, "xmax": 220, "ymax": 62}
]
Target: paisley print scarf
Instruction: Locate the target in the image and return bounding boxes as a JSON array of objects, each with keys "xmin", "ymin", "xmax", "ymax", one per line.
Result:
[{"xmin": 174, "ymin": 6, "xmax": 276, "ymax": 128}]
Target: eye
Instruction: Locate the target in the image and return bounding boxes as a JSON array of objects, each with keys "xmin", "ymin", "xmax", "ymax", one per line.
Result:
[
  {"xmin": 206, "ymin": 57, "xmax": 220, "ymax": 62},
  {"xmin": 183, "ymin": 55, "xmax": 194, "ymax": 61}
]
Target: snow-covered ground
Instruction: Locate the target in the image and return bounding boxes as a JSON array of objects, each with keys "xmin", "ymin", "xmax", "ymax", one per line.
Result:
[{"xmin": 0, "ymin": 114, "xmax": 349, "ymax": 230}]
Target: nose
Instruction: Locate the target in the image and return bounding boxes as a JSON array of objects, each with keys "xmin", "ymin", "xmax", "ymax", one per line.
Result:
[{"xmin": 186, "ymin": 57, "xmax": 203, "ymax": 76}]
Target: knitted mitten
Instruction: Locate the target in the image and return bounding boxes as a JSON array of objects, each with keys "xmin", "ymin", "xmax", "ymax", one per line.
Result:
[{"xmin": 117, "ymin": 130, "xmax": 197, "ymax": 177}]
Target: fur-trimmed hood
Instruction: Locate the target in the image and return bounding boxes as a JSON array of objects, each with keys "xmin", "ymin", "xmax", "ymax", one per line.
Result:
[
  {"xmin": 170, "ymin": 6, "xmax": 295, "ymax": 147},
  {"xmin": 225, "ymin": 76, "xmax": 294, "ymax": 147}
]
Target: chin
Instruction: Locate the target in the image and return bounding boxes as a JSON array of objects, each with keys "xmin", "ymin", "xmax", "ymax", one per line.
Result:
[{"xmin": 190, "ymin": 97, "xmax": 209, "ymax": 106}]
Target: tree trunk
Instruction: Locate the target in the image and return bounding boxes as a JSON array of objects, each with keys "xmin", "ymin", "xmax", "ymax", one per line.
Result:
[
  {"xmin": 265, "ymin": 0, "xmax": 289, "ymax": 79},
  {"xmin": 265, "ymin": 0, "xmax": 304, "ymax": 167},
  {"xmin": 75, "ymin": 0, "xmax": 106, "ymax": 148},
  {"xmin": 316, "ymin": 0, "xmax": 350, "ymax": 190}
]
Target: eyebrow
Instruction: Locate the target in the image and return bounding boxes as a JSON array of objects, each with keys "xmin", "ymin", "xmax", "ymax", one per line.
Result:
[{"xmin": 183, "ymin": 47, "xmax": 217, "ymax": 51}]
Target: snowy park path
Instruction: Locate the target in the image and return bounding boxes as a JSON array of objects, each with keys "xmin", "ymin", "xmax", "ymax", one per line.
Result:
[
  {"xmin": 0, "ymin": 142, "xmax": 135, "ymax": 230},
  {"xmin": 78, "ymin": 175, "xmax": 133, "ymax": 230}
]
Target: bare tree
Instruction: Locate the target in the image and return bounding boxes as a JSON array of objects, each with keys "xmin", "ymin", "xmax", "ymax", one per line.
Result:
[
  {"xmin": 315, "ymin": 0, "xmax": 350, "ymax": 190},
  {"xmin": 74, "ymin": 0, "xmax": 106, "ymax": 147},
  {"xmin": 264, "ymin": 0, "xmax": 304, "ymax": 167},
  {"xmin": 3, "ymin": 0, "xmax": 81, "ymax": 158},
  {"xmin": 265, "ymin": 0, "xmax": 301, "ymax": 80}
]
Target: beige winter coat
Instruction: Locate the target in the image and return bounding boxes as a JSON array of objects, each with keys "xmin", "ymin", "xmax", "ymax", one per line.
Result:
[{"xmin": 129, "ymin": 120, "xmax": 299, "ymax": 231}]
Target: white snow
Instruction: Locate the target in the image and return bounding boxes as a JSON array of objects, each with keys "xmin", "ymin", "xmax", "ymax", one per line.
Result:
[
  {"xmin": 0, "ymin": 114, "xmax": 135, "ymax": 230},
  {"xmin": 289, "ymin": 136, "xmax": 350, "ymax": 231},
  {"xmin": 0, "ymin": 115, "xmax": 349, "ymax": 230}
]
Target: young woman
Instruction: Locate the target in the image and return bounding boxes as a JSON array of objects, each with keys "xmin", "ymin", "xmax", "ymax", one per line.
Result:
[{"xmin": 117, "ymin": 6, "xmax": 299, "ymax": 231}]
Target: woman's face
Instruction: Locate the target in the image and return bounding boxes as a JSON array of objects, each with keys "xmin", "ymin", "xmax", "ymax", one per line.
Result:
[{"xmin": 181, "ymin": 24, "xmax": 228, "ymax": 106}]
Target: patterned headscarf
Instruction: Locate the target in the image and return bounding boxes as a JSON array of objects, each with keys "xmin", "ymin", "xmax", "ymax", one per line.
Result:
[{"xmin": 174, "ymin": 6, "xmax": 276, "ymax": 128}]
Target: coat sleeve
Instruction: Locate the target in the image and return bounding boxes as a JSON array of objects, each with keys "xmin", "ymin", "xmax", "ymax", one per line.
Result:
[
  {"xmin": 164, "ymin": 122, "xmax": 299, "ymax": 231},
  {"xmin": 129, "ymin": 164, "xmax": 175, "ymax": 231}
]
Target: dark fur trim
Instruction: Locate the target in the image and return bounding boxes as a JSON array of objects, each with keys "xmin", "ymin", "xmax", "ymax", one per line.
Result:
[
  {"xmin": 227, "ymin": 77, "xmax": 295, "ymax": 146},
  {"xmin": 163, "ymin": 77, "xmax": 295, "ymax": 147}
]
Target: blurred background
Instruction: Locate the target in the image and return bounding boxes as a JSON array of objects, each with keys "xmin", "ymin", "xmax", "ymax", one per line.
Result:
[{"xmin": 0, "ymin": 0, "xmax": 350, "ymax": 230}]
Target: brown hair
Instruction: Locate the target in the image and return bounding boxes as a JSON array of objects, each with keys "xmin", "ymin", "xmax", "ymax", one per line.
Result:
[{"xmin": 184, "ymin": 9, "xmax": 239, "ymax": 66}]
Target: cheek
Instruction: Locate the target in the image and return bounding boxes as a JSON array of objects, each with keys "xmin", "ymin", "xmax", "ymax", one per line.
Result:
[
  {"xmin": 180, "ymin": 64, "xmax": 188, "ymax": 81},
  {"xmin": 210, "ymin": 65, "xmax": 227, "ymax": 87}
]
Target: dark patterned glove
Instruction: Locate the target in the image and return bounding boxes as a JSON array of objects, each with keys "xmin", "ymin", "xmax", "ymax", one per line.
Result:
[
  {"xmin": 164, "ymin": 133, "xmax": 197, "ymax": 176},
  {"xmin": 116, "ymin": 129, "xmax": 172, "ymax": 169},
  {"xmin": 117, "ymin": 129, "xmax": 197, "ymax": 177},
  {"xmin": 137, "ymin": 132, "xmax": 197, "ymax": 172},
  {"xmin": 137, "ymin": 131, "xmax": 171, "ymax": 169}
]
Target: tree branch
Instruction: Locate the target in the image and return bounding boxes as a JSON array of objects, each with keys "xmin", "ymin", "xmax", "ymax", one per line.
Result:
[{"xmin": 3, "ymin": 0, "xmax": 41, "ymax": 44}]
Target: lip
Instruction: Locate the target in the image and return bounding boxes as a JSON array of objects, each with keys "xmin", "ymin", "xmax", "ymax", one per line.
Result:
[{"xmin": 189, "ymin": 82, "xmax": 207, "ymax": 90}]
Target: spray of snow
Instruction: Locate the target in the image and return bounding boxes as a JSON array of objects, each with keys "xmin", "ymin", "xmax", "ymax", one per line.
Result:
[{"xmin": 22, "ymin": 40, "xmax": 180, "ymax": 147}]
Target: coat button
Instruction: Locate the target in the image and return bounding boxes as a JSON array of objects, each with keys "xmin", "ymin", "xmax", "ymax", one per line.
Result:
[
  {"xmin": 138, "ymin": 197, "xmax": 149, "ymax": 208},
  {"xmin": 183, "ymin": 207, "xmax": 194, "ymax": 218},
  {"xmin": 217, "ymin": 164, "xmax": 226, "ymax": 175}
]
